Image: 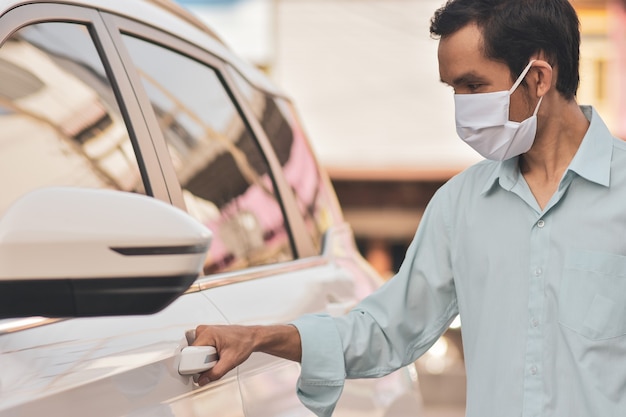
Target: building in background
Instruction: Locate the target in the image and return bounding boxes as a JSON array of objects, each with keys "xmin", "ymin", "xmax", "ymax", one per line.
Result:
[
  {"xmin": 176, "ymin": 0, "xmax": 276, "ymax": 72},
  {"xmin": 612, "ymin": 0, "xmax": 626, "ymax": 139},
  {"xmin": 573, "ymin": 0, "xmax": 626, "ymax": 139}
]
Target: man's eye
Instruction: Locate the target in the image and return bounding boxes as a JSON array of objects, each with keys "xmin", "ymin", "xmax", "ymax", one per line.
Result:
[{"xmin": 467, "ymin": 84, "xmax": 481, "ymax": 91}]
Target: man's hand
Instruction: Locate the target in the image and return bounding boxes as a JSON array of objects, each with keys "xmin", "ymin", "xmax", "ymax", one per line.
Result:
[{"xmin": 192, "ymin": 324, "xmax": 302, "ymax": 386}]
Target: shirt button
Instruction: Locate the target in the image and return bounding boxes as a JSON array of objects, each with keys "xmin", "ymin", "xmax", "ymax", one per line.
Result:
[
  {"xmin": 531, "ymin": 318, "xmax": 539, "ymax": 327},
  {"xmin": 534, "ymin": 268, "xmax": 543, "ymax": 277},
  {"xmin": 537, "ymin": 219, "xmax": 545, "ymax": 228},
  {"xmin": 530, "ymin": 366, "xmax": 538, "ymax": 375}
]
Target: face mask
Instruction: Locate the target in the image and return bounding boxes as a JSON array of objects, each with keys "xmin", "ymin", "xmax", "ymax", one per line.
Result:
[{"xmin": 454, "ymin": 60, "xmax": 543, "ymax": 161}]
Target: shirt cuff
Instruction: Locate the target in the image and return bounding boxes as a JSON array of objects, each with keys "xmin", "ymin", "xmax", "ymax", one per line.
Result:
[{"xmin": 291, "ymin": 313, "xmax": 346, "ymax": 417}]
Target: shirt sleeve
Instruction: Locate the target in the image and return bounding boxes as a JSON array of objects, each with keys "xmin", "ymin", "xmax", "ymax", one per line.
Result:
[{"xmin": 291, "ymin": 186, "xmax": 458, "ymax": 416}]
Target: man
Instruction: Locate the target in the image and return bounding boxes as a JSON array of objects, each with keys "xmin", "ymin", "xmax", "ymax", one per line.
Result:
[{"xmin": 193, "ymin": 0, "xmax": 626, "ymax": 416}]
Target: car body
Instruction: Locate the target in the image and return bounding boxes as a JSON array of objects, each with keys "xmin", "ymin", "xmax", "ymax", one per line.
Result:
[{"xmin": 0, "ymin": 1, "xmax": 423, "ymax": 416}]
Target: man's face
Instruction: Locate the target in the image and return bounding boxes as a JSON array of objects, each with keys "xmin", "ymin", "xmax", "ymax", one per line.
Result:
[{"xmin": 438, "ymin": 23, "xmax": 533, "ymax": 122}]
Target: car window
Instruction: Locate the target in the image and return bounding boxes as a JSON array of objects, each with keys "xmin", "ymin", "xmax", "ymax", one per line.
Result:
[
  {"xmin": 0, "ymin": 22, "xmax": 144, "ymax": 216},
  {"xmin": 120, "ymin": 35, "xmax": 294, "ymax": 274},
  {"xmin": 227, "ymin": 67, "xmax": 339, "ymax": 253}
]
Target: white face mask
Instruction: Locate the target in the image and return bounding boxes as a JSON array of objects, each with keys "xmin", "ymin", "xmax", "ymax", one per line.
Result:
[{"xmin": 454, "ymin": 60, "xmax": 543, "ymax": 161}]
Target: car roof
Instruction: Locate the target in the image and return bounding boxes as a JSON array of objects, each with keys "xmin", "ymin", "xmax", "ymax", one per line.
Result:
[{"xmin": 0, "ymin": 0, "xmax": 282, "ymax": 96}]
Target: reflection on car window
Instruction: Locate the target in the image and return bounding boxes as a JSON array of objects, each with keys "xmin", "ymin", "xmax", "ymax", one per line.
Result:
[
  {"xmin": 121, "ymin": 35, "xmax": 294, "ymax": 274},
  {"xmin": 227, "ymin": 67, "xmax": 338, "ymax": 253},
  {"xmin": 0, "ymin": 22, "xmax": 144, "ymax": 216},
  {"xmin": 0, "ymin": 22, "xmax": 144, "ymax": 215}
]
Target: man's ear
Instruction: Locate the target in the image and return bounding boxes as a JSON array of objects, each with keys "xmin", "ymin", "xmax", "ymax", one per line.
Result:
[{"xmin": 531, "ymin": 60, "xmax": 553, "ymax": 98}]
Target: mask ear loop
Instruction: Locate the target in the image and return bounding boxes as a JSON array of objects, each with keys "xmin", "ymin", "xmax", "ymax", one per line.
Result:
[
  {"xmin": 509, "ymin": 60, "xmax": 544, "ymax": 116},
  {"xmin": 532, "ymin": 96, "xmax": 544, "ymax": 116},
  {"xmin": 509, "ymin": 60, "xmax": 537, "ymax": 94}
]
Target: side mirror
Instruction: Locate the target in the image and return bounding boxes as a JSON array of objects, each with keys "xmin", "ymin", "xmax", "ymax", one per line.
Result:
[{"xmin": 0, "ymin": 187, "xmax": 211, "ymax": 318}]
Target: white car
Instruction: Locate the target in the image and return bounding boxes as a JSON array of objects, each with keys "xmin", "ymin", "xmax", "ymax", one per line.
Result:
[{"xmin": 0, "ymin": 1, "xmax": 423, "ymax": 416}]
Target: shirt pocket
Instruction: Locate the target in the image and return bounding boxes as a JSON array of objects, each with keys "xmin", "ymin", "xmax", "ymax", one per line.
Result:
[{"xmin": 559, "ymin": 249, "xmax": 626, "ymax": 340}]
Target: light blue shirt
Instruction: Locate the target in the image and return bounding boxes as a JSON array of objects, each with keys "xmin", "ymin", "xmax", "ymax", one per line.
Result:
[{"xmin": 292, "ymin": 106, "xmax": 626, "ymax": 417}]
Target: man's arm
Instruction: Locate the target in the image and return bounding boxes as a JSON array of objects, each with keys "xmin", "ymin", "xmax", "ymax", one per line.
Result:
[{"xmin": 192, "ymin": 323, "xmax": 301, "ymax": 386}]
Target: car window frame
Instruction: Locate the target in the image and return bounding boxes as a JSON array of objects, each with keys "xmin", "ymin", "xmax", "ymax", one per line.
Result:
[
  {"xmin": 100, "ymin": 12, "xmax": 320, "ymax": 262},
  {"xmin": 0, "ymin": 2, "xmax": 173, "ymax": 203}
]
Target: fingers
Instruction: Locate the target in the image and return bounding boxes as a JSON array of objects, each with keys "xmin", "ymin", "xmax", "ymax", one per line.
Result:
[
  {"xmin": 191, "ymin": 325, "xmax": 220, "ymax": 386},
  {"xmin": 192, "ymin": 324, "xmax": 212, "ymax": 346},
  {"xmin": 197, "ymin": 360, "xmax": 230, "ymax": 386},
  {"xmin": 191, "ymin": 324, "xmax": 249, "ymax": 386},
  {"xmin": 197, "ymin": 374, "xmax": 210, "ymax": 386}
]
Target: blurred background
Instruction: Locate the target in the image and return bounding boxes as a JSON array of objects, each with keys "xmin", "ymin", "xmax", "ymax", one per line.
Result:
[{"xmin": 176, "ymin": 0, "xmax": 626, "ymax": 415}]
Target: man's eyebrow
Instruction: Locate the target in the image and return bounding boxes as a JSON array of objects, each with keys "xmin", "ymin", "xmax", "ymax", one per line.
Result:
[{"xmin": 441, "ymin": 72, "xmax": 485, "ymax": 87}]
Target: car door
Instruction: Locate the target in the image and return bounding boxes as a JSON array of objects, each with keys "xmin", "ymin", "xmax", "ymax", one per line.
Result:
[
  {"xmin": 0, "ymin": 3, "xmax": 245, "ymax": 417},
  {"xmin": 0, "ymin": 295, "xmax": 244, "ymax": 417},
  {"xmin": 103, "ymin": 12, "xmax": 421, "ymax": 417}
]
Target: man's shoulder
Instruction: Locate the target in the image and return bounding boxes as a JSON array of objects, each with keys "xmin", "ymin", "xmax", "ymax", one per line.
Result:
[
  {"xmin": 422, "ymin": 159, "xmax": 500, "ymax": 222},
  {"xmin": 443, "ymin": 158, "xmax": 499, "ymax": 192}
]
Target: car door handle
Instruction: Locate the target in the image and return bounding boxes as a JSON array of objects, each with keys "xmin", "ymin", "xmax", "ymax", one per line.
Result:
[{"xmin": 178, "ymin": 346, "xmax": 218, "ymax": 375}]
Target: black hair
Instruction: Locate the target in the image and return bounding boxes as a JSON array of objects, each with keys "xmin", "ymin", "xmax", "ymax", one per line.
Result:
[{"xmin": 430, "ymin": 0, "xmax": 580, "ymax": 100}]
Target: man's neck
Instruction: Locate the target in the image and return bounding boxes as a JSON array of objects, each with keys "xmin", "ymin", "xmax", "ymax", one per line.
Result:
[{"xmin": 519, "ymin": 100, "xmax": 590, "ymax": 209}]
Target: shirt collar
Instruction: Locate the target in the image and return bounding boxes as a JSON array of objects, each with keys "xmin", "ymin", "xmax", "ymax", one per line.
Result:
[
  {"xmin": 480, "ymin": 158, "xmax": 518, "ymax": 194},
  {"xmin": 481, "ymin": 105, "xmax": 613, "ymax": 195},
  {"xmin": 566, "ymin": 106, "xmax": 612, "ymax": 187}
]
